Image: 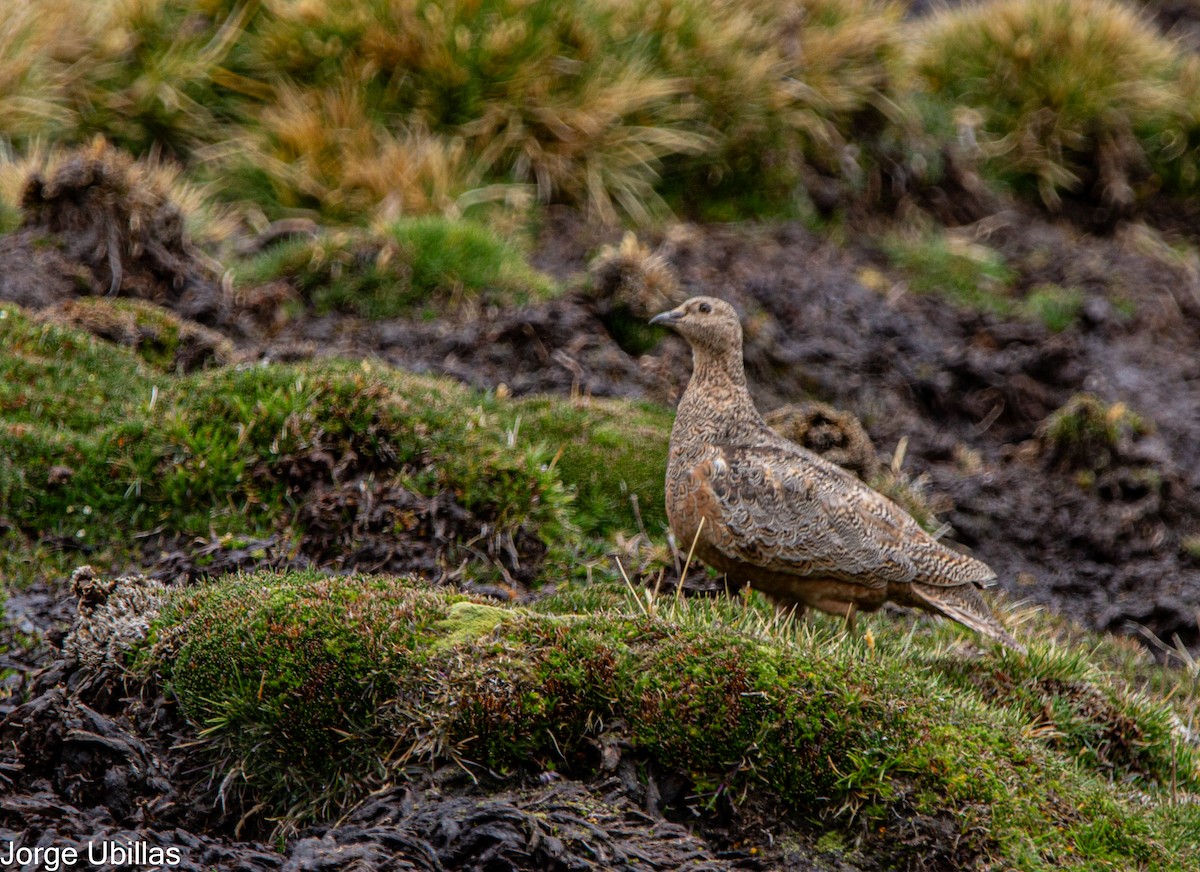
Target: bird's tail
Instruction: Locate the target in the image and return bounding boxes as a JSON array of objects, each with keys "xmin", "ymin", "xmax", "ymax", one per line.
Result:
[{"xmin": 911, "ymin": 582, "xmax": 1026, "ymax": 654}]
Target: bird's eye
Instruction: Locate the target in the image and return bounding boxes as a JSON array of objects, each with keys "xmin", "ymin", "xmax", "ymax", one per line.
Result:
[{"xmin": 698, "ymin": 302, "xmax": 711, "ymax": 314}]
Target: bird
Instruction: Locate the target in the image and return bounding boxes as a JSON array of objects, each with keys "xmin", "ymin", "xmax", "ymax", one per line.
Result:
[{"xmin": 649, "ymin": 295, "xmax": 1024, "ymax": 652}]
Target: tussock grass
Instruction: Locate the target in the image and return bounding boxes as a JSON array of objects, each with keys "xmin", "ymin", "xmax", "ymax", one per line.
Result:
[
  {"xmin": 136, "ymin": 569, "xmax": 1200, "ymax": 867},
  {"xmin": 0, "ymin": 0, "xmax": 919, "ymax": 224},
  {"xmin": 0, "ymin": 0, "xmax": 246, "ymax": 157},
  {"xmin": 8, "ymin": 0, "xmax": 1200, "ymax": 224},
  {"xmin": 0, "ymin": 138, "xmax": 236, "ymax": 249},
  {"xmin": 609, "ymin": 0, "xmax": 912, "ymax": 217},
  {"xmin": 915, "ymin": 0, "xmax": 1190, "ymax": 212}
]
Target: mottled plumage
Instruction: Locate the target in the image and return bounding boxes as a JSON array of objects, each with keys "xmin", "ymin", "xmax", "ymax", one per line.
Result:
[{"xmin": 651, "ymin": 296, "xmax": 1023, "ymax": 652}]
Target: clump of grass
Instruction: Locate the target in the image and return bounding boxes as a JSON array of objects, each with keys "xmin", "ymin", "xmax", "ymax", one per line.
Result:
[
  {"xmin": 588, "ymin": 231, "xmax": 683, "ymax": 355},
  {"xmin": 135, "ymin": 569, "xmax": 1200, "ymax": 866},
  {"xmin": 915, "ymin": 0, "xmax": 1188, "ymax": 211},
  {"xmin": 1183, "ymin": 534, "xmax": 1200, "ymax": 562},
  {"xmin": 624, "ymin": 0, "xmax": 916, "ymax": 218},
  {"xmin": 883, "ymin": 230, "xmax": 1018, "ymax": 314},
  {"xmin": 2, "ymin": 138, "xmax": 235, "ymax": 252},
  {"xmin": 235, "ymin": 216, "xmax": 557, "ymax": 318},
  {"xmin": 234, "ymin": 0, "xmax": 705, "ymax": 223},
  {"xmin": 0, "ymin": 0, "xmax": 249, "ymax": 158},
  {"xmin": 216, "ymin": 84, "xmax": 494, "ymax": 222},
  {"xmin": 1024, "ymin": 284, "xmax": 1085, "ymax": 333},
  {"xmin": 1037, "ymin": 393, "xmax": 1148, "ymax": 475},
  {"xmin": 884, "ymin": 232, "xmax": 1099, "ymax": 330},
  {"xmin": 931, "ymin": 644, "xmax": 1191, "ymax": 787}
]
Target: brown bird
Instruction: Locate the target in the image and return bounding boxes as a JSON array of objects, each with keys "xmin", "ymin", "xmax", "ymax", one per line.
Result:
[{"xmin": 650, "ymin": 296, "xmax": 1023, "ymax": 652}]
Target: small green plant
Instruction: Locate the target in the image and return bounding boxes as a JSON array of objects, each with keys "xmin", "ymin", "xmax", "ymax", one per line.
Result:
[
  {"xmin": 883, "ymin": 231, "xmax": 1017, "ymax": 314},
  {"xmin": 1023, "ymin": 284, "xmax": 1085, "ymax": 332},
  {"xmin": 236, "ymin": 217, "xmax": 556, "ymax": 318},
  {"xmin": 1038, "ymin": 393, "xmax": 1148, "ymax": 474}
]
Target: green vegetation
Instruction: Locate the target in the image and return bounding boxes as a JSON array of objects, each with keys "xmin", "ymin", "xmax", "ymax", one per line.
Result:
[
  {"xmin": 4, "ymin": 3, "xmax": 1200, "ymax": 866},
  {"xmin": 915, "ymin": 0, "xmax": 1194, "ymax": 210},
  {"xmin": 883, "ymin": 231, "xmax": 1017, "ymax": 314},
  {"xmin": 35, "ymin": 297, "xmax": 233, "ymax": 372},
  {"xmin": 1037, "ymin": 393, "xmax": 1149, "ymax": 480},
  {"xmin": 1024, "ymin": 284, "xmax": 1086, "ymax": 333},
  {"xmin": 0, "ymin": 304, "xmax": 672, "ymax": 584},
  {"xmin": 235, "ymin": 217, "xmax": 557, "ymax": 318},
  {"xmin": 0, "ymin": 0, "xmax": 916, "ymax": 224},
  {"xmin": 135, "ymin": 569, "xmax": 1200, "ymax": 866},
  {"xmin": 4, "ymin": 0, "xmax": 1200, "ymax": 228},
  {"xmin": 0, "ymin": 304, "xmax": 565, "ymax": 573},
  {"xmin": 513, "ymin": 396, "xmax": 672, "ymax": 536},
  {"xmin": 884, "ymin": 232, "xmax": 1091, "ymax": 331}
]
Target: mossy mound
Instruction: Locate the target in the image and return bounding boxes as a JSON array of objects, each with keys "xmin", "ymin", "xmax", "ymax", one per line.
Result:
[
  {"xmin": 135, "ymin": 570, "xmax": 1200, "ymax": 868},
  {"xmin": 35, "ymin": 297, "xmax": 233, "ymax": 372},
  {"xmin": 512, "ymin": 395, "xmax": 673, "ymax": 538},
  {"xmin": 0, "ymin": 303, "xmax": 570, "ymax": 584},
  {"xmin": 0, "ymin": 303, "xmax": 673, "ymax": 584}
]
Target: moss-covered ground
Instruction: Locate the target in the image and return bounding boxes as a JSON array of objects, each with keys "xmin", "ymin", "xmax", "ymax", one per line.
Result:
[
  {"xmin": 134, "ymin": 569, "xmax": 1200, "ymax": 868},
  {"xmin": 0, "ymin": 302, "xmax": 670, "ymax": 584}
]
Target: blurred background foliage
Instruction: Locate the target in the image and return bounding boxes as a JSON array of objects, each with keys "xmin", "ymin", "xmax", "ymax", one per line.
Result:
[{"xmin": 2, "ymin": 0, "xmax": 1200, "ymax": 229}]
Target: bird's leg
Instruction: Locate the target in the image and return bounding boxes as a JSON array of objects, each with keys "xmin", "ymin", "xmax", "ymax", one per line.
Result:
[{"xmin": 844, "ymin": 603, "xmax": 858, "ymax": 634}]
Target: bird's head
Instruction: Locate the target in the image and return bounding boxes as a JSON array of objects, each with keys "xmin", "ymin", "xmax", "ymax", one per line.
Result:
[{"xmin": 649, "ymin": 296, "xmax": 742, "ymax": 356}]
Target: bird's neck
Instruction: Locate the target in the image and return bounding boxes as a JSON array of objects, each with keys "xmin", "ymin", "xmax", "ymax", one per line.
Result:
[{"xmin": 672, "ymin": 346, "xmax": 765, "ymax": 449}]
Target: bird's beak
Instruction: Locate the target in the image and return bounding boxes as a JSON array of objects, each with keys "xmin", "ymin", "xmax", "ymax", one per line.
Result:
[{"xmin": 649, "ymin": 307, "xmax": 683, "ymax": 327}]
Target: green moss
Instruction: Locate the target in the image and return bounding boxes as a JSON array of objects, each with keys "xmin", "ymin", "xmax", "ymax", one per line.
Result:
[
  {"xmin": 142, "ymin": 571, "xmax": 1200, "ymax": 866},
  {"xmin": 235, "ymin": 218, "xmax": 556, "ymax": 318},
  {"xmin": 1024, "ymin": 284, "xmax": 1085, "ymax": 332},
  {"xmin": 0, "ymin": 305, "xmax": 575, "ymax": 566},
  {"xmin": 883, "ymin": 232, "xmax": 1018, "ymax": 315},
  {"xmin": 0, "ymin": 303, "xmax": 677, "ymax": 587},
  {"xmin": 431, "ymin": 601, "xmax": 511, "ymax": 651},
  {"xmin": 508, "ymin": 396, "xmax": 672, "ymax": 537},
  {"xmin": 931, "ymin": 645, "xmax": 1191, "ymax": 787}
]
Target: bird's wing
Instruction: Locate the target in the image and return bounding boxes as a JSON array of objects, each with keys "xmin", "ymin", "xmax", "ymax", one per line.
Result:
[{"xmin": 692, "ymin": 444, "xmax": 987, "ymax": 589}]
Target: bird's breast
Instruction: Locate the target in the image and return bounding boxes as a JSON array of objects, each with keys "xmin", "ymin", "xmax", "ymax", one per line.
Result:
[{"xmin": 665, "ymin": 451, "xmax": 734, "ymax": 559}]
